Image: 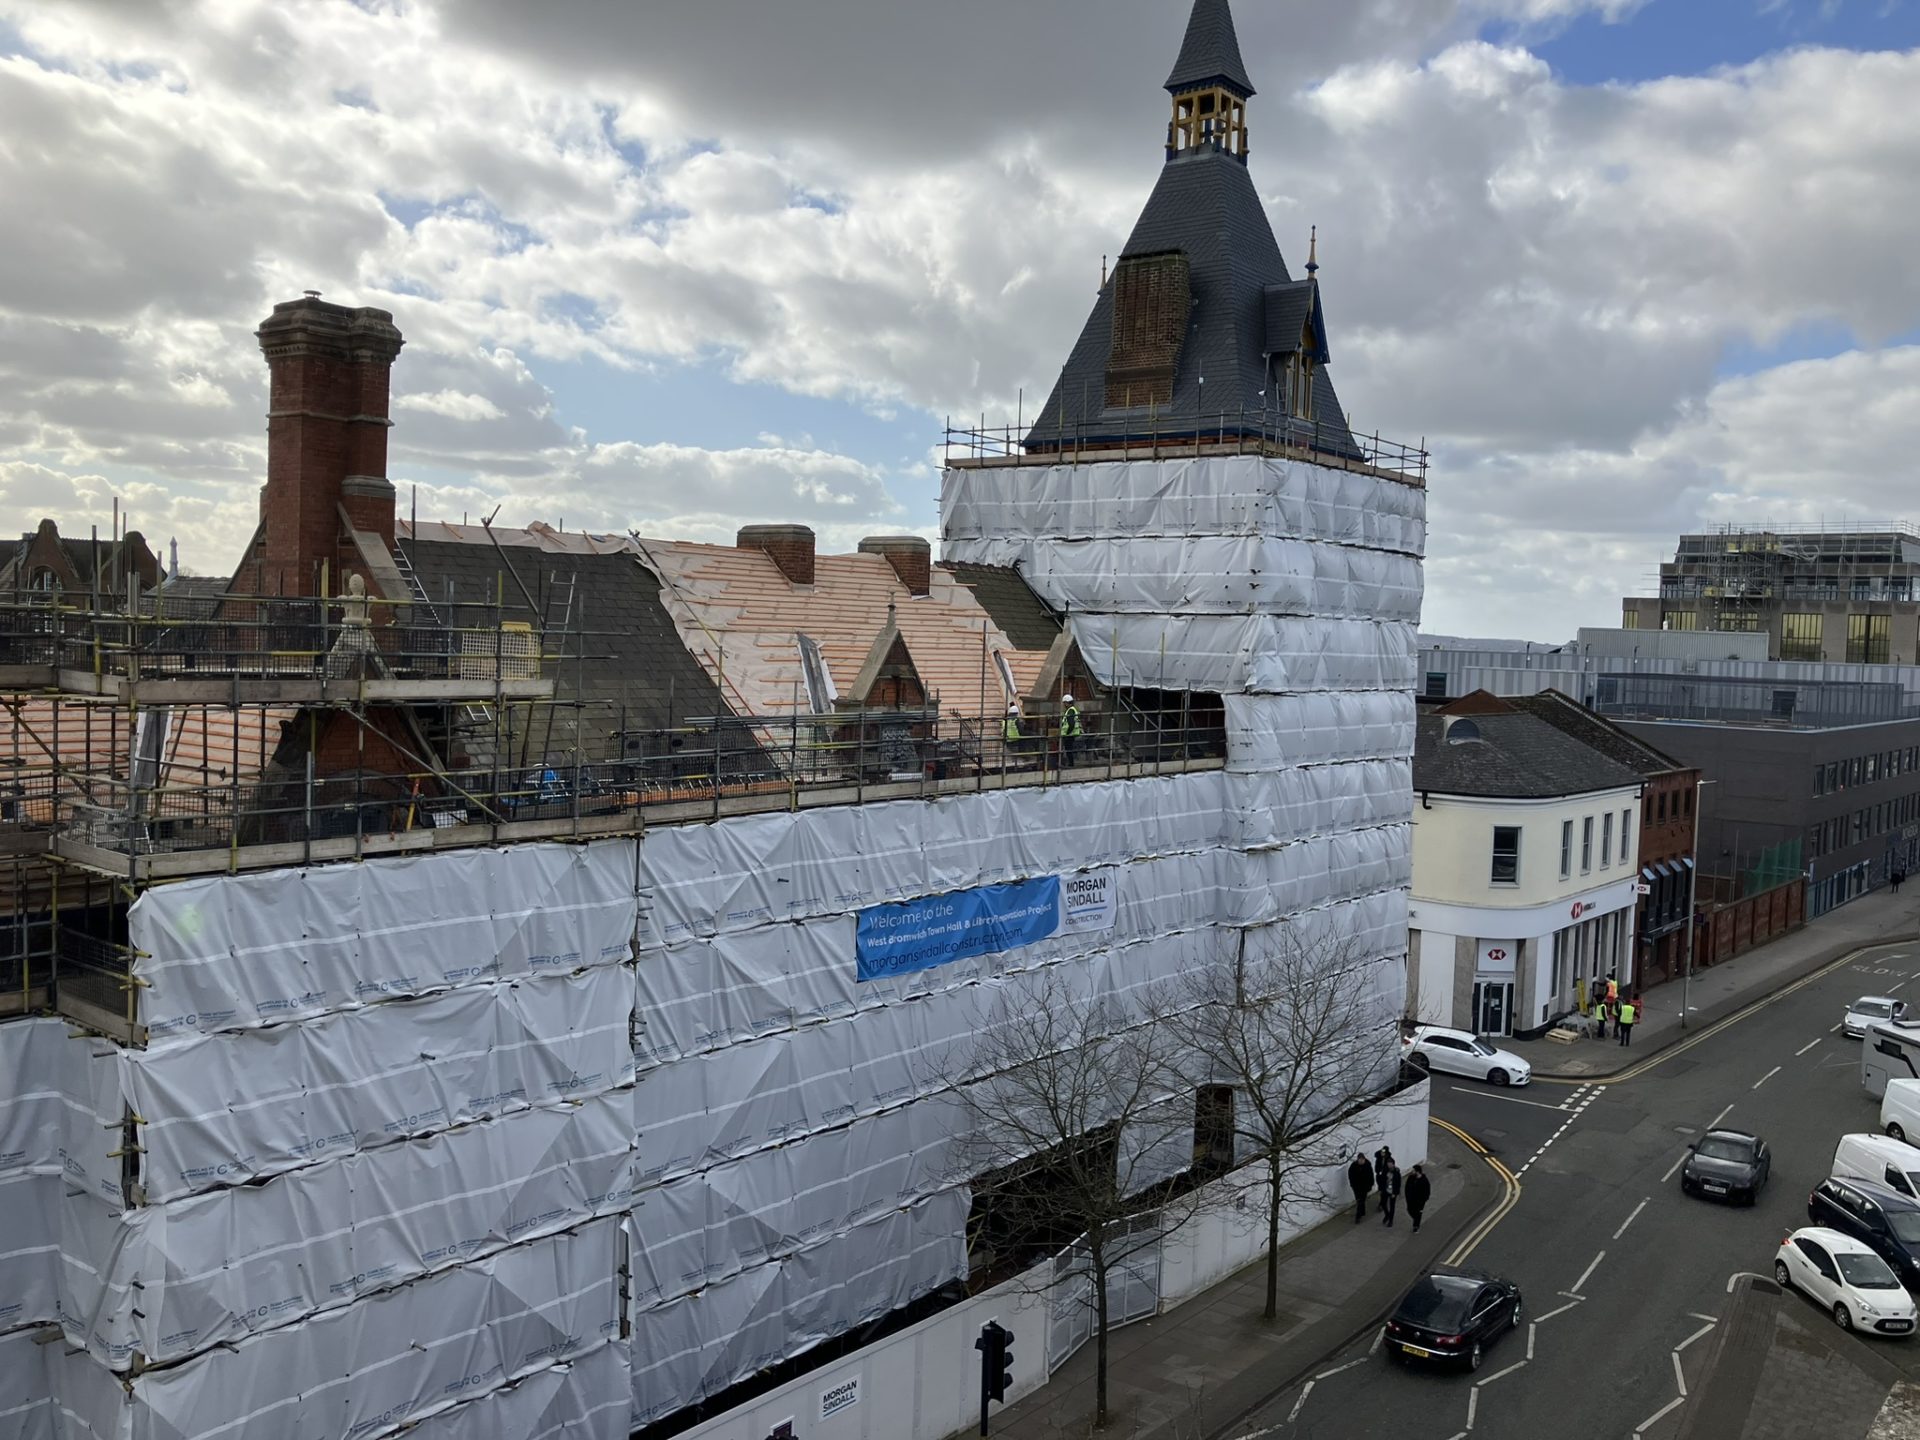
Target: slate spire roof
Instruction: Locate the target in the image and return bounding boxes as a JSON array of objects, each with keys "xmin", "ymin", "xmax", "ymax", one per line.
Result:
[
  {"xmin": 1023, "ymin": 0, "xmax": 1358, "ymax": 457},
  {"xmin": 1165, "ymin": 0, "xmax": 1255, "ymax": 98}
]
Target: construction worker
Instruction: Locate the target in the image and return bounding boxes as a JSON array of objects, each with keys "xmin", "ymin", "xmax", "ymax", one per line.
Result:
[
  {"xmin": 1002, "ymin": 702, "xmax": 1024, "ymax": 768},
  {"xmin": 1060, "ymin": 692, "xmax": 1083, "ymax": 768},
  {"xmin": 1617, "ymin": 995, "xmax": 1638, "ymax": 1047}
]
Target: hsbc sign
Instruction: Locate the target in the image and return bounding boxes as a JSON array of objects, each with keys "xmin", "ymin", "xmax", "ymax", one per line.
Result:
[{"xmin": 1570, "ymin": 900, "xmax": 1595, "ymax": 920}]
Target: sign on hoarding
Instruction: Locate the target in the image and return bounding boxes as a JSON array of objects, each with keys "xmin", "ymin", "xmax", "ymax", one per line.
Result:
[{"xmin": 854, "ymin": 870, "xmax": 1118, "ymax": 982}]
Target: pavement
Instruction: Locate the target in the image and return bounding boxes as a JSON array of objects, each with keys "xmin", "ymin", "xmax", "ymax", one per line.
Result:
[
  {"xmin": 983, "ymin": 1124, "xmax": 1503, "ymax": 1440},
  {"xmin": 1503, "ymin": 880, "xmax": 1920, "ymax": 1080}
]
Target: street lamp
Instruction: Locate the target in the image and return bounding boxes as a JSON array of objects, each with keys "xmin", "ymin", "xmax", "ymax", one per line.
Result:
[{"xmin": 1682, "ymin": 776, "xmax": 1717, "ymax": 1030}]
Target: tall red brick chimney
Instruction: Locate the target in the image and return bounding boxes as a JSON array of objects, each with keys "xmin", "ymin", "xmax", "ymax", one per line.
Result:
[{"xmin": 237, "ymin": 296, "xmax": 404, "ymax": 595}]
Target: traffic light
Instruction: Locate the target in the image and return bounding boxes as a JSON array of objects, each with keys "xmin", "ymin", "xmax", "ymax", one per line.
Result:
[{"xmin": 977, "ymin": 1319, "xmax": 1015, "ymax": 1403}]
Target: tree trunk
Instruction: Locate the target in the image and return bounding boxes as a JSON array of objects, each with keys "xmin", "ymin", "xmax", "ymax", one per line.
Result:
[
  {"xmin": 1264, "ymin": 1153, "xmax": 1282, "ymax": 1320},
  {"xmin": 1092, "ymin": 1239, "xmax": 1111, "ymax": 1428}
]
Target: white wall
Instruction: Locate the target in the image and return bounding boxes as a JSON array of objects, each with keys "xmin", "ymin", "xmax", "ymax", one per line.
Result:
[
  {"xmin": 1412, "ymin": 931, "xmax": 1457, "ymax": 1025},
  {"xmin": 1413, "ymin": 789, "xmax": 1640, "ymax": 910}
]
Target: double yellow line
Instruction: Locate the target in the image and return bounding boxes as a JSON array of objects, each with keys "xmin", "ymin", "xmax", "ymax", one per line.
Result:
[{"xmin": 1432, "ymin": 1115, "xmax": 1520, "ymax": 1264}]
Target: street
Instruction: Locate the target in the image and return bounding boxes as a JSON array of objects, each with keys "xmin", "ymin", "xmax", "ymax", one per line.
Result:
[{"xmin": 1231, "ymin": 942, "xmax": 1920, "ymax": 1440}]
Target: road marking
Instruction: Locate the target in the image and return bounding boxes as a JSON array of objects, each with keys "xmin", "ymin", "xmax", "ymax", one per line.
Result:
[
  {"xmin": 1671, "ymin": 1350, "xmax": 1688, "ymax": 1397},
  {"xmin": 1662, "ymin": 1151, "xmax": 1690, "ymax": 1183},
  {"xmin": 1709, "ymin": 1103, "xmax": 1735, "ymax": 1128},
  {"xmin": 1467, "ymin": 1386, "xmax": 1478, "ymax": 1429},
  {"xmin": 1286, "ymin": 1379, "xmax": 1314, "ymax": 1424},
  {"xmin": 1476, "ymin": 1359, "xmax": 1527, "ymax": 1388},
  {"xmin": 1369, "ymin": 1328, "xmax": 1384, "ymax": 1355},
  {"xmin": 1687, "ymin": 1312, "xmax": 1718, "ymax": 1324},
  {"xmin": 1832, "ymin": 1022, "xmax": 1844, "ymax": 1033},
  {"xmin": 1452, "ymin": 1089, "xmax": 1573, "ymax": 1112},
  {"xmin": 1533, "ymin": 1300, "xmax": 1581, "ymax": 1323},
  {"xmin": 1635, "ymin": 1395, "xmax": 1687, "ymax": 1434},
  {"xmin": 1435, "ymin": 1117, "xmax": 1522, "ymax": 1265},
  {"xmin": 1614, "ymin": 1198, "xmax": 1650, "ymax": 1239},
  {"xmin": 1527, "ymin": 1322, "xmax": 1536, "ymax": 1360},
  {"xmin": 1752, "ymin": 1065, "xmax": 1782, "ymax": 1090},
  {"xmin": 1572, "ymin": 1250, "xmax": 1605, "ymax": 1294},
  {"xmin": 1676, "ymin": 1319, "xmax": 1716, "ymax": 1353},
  {"xmin": 1315, "ymin": 1357, "xmax": 1367, "ymax": 1381},
  {"xmin": 1796, "ymin": 1038, "xmax": 1822, "ymax": 1056},
  {"xmin": 1894, "ymin": 979, "xmax": 1909, "ymax": 992}
]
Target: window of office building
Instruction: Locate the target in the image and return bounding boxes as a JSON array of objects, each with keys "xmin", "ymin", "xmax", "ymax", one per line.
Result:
[
  {"xmin": 1815, "ymin": 765, "xmax": 1825, "ymax": 797},
  {"xmin": 1658, "ymin": 790, "xmax": 1668, "ymax": 820},
  {"xmin": 1662, "ymin": 610, "xmax": 1699, "ymax": 632},
  {"xmin": 1491, "ymin": 826, "xmax": 1521, "ymax": 884},
  {"xmin": 1602, "ymin": 812, "xmax": 1613, "ymax": 866},
  {"xmin": 1622, "ymin": 808, "xmax": 1632, "ymax": 854},
  {"xmin": 1779, "ymin": 613, "xmax": 1823, "ymax": 662},
  {"xmin": 1560, "ymin": 820, "xmax": 1573, "ymax": 879},
  {"xmin": 1582, "ymin": 816, "xmax": 1593, "ymax": 871},
  {"xmin": 1622, "ymin": 610, "xmax": 1640, "ymax": 629},
  {"xmin": 1847, "ymin": 613, "xmax": 1891, "ymax": 664}
]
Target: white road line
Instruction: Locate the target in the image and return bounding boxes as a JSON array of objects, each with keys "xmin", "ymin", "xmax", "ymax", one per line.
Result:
[
  {"xmin": 1894, "ymin": 979, "xmax": 1909, "ymax": 992},
  {"xmin": 1527, "ymin": 1322, "xmax": 1536, "ymax": 1360},
  {"xmin": 1467, "ymin": 1386, "xmax": 1479, "ymax": 1429},
  {"xmin": 1671, "ymin": 1350, "xmax": 1688, "ymax": 1397},
  {"xmin": 1687, "ymin": 1312, "xmax": 1718, "ymax": 1324},
  {"xmin": 1315, "ymin": 1357, "xmax": 1368, "ymax": 1381},
  {"xmin": 1752, "ymin": 1065, "xmax": 1782, "ymax": 1090},
  {"xmin": 1458, "ymin": 1090, "xmax": 1574, "ymax": 1112},
  {"xmin": 1370, "ymin": 1328, "xmax": 1384, "ymax": 1355},
  {"xmin": 1661, "ymin": 1151, "xmax": 1690, "ymax": 1183},
  {"xmin": 1476, "ymin": 1359, "xmax": 1527, "ymax": 1388},
  {"xmin": 1831, "ymin": 1022, "xmax": 1844, "ymax": 1034},
  {"xmin": 1573, "ymin": 1250, "xmax": 1606, "ymax": 1294},
  {"xmin": 1533, "ymin": 1300, "xmax": 1581, "ymax": 1323},
  {"xmin": 1635, "ymin": 1395, "xmax": 1687, "ymax": 1434},
  {"xmin": 1675, "ymin": 1319, "xmax": 1716, "ymax": 1353},
  {"xmin": 1614, "ymin": 1198, "xmax": 1650, "ymax": 1239},
  {"xmin": 1709, "ymin": 1103, "xmax": 1735, "ymax": 1128},
  {"xmin": 1796, "ymin": 1038, "xmax": 1822, "ymax": 1056},
  {"xmin": 1286, "ymin": 1379, "xmax": 1315, "ymax": 1424}
]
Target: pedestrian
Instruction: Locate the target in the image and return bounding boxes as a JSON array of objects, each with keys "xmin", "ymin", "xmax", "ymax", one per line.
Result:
[
  {"xmin": 1405, "ymin": 1163, "xmax": 1431, "ymax": 1233},
  {"xmin": 1059, "ymin": 692, "xmax": 1083, "ymax": 768},
  {"xmin": 1618, "ymin": 995, "xmax": 1638, "ymax": 1047},
  {"xmin": 1606, "ymin": 972, "xmax": 1619, "ymax": 1006},
  {"xmin": 1895, "ymin": 870, "xmax": 1906, "ymax": 896},
  {"xmin": 1380, "ymin": 1157, "xmax": 1402, "ymax": 1227},
  {"xmin": 1374, "ymin": 1146, "xmax": 1394, "ymax": 1199},
  {"xmin": 1347, "ymin": 1151, "xmax": 1374, "ymax": 1223}
]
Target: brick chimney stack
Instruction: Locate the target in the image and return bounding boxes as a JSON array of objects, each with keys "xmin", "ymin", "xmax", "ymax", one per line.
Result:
[
  {"xmin": 737, "ymin": 524, "xmax": 816, "ymax": 587},
  {"xmin": 242, "ymin": 296, "xmax": 404, "ymax": 595},
  {"xmin": 858, "ymin": 535, "xmax": 932, "ymax": 596}
]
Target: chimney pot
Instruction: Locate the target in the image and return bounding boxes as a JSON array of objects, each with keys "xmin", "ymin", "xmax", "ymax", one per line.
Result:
[
  {"xmin": 736, "ymin": 523, "xmax": 816, "ymax": 586},
  {"xmin": 858, "ymin": 535, "xmax": 932, "ymax": 597}
]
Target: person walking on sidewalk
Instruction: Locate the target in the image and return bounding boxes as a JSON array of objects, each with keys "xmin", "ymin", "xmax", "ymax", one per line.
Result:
[
  {"xmin": 1405, "ymin": 1164, "xmax": 1431, "ymax": 1233},
  {"xmin": 1379, "ymin": 1156, "xmax": 1402, "ymax": 1227},
  {"xmin": 1374, "ymin": 1146, "xmax": 1395, "ymax": 1201},
  {"xmin": 1348, "ymin": 1152, "xmax": 1374, "ymax": 1223},
  {"xmin": 1618, "ymin": 995, "xmax": 1638, "ymax": 1047},
  {"xmin": 1895, "ymin": 869, "xmax": 1906, "ymax": 896}
]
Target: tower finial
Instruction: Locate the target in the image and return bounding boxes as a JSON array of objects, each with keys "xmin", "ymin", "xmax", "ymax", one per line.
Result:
[
  {"xmin": 1305, "ymin": 226, "xmax": 1319, "ymax": 278},
  {"xmin": 1164, "ymin": 0, "xmax": 1254, "ymax": 163}
]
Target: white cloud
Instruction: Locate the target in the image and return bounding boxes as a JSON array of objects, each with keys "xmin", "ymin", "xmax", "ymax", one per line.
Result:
[{"xmin": 394, "ymin": 389, "xmax": 508, "ymax": 423}]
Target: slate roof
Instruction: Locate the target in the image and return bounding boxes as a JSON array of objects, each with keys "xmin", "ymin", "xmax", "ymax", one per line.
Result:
[
  {"xmin": 1263, "ymin": 279, "xmax": 1327, "ymax": 362},
  {"xmin": 1023, "ymin": 141, "xmax": 1356, "ymax": 455},
  {"xmin": 1165, "ymin": 0, "xmax": 1255, "ymax": 97},
  {"xmin": 942, "ymin": 563, "xmax": 1064, "ymax": 652},
  {"xmin": 1414, "ymin": 709, "xmax": 1648, "ymax": 800},
  {"xmin": 1507, "ymin": 691, "xmax": 1689, "ymax": 779}
]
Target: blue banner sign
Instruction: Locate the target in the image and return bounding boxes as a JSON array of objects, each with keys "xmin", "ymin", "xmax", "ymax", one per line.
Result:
[{"xmin": 855, "ymin": 877, "xmax": 1062, "ymax": 983}]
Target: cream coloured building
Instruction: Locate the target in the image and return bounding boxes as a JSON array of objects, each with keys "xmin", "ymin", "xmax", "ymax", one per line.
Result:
[{"xmin": 1409, "ymin": 697, "xmax": 1646, "ymax": 1037}]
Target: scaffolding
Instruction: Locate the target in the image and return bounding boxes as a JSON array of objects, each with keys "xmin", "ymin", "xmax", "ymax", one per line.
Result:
[{"xmin": 1649, "ymin": 522, "xmax": 1920, "ymax": 633}]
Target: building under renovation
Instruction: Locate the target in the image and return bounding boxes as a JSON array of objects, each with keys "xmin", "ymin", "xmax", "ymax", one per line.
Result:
[
  {"xmin": 1624, "ymin": 523, "xmax": 1920, "ymax": 663},
  {"xmin": 0, "ymin": 3, "xmax": 1426, "ymax": 1436}
]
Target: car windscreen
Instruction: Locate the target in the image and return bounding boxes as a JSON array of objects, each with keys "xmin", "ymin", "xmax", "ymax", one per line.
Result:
[
  {"xmin": 1395, "ymin": 1276, "xmax": 1479, "ymax": 1329},
  {"xmin": 1886, "ymin": 1212, "xmax": 1920, "ymax": 1246},
  {"xmin": 1837, "ymin": 1252, "xmax": 1903, "ymax": 1289},
  {"xmin": 1858, "ymin": 1001, "xmax": 1895, "ymax": 1018},
  {"xmin": 1694, "ymin": 1137, "xmax": 1753, "ymax": 1163}
]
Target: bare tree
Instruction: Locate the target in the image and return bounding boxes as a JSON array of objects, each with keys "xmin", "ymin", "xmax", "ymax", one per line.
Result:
[
  {"xmin": 1171, "ymin": 927, "xmax": 1405, "ymax": 1321},
  {"xmin": 942, "ymin": 968, "xmax": 1212, "ymax": 1430}
]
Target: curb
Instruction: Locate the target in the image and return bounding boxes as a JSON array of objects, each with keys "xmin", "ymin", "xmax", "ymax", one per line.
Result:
[
  {"xmin": 1526, "ymin": 930, "xmax": 1920, "ymax": 1081},
  {"xmin": 1201, "ymin": 1120, "xmax": 1510, "ymax": 1440}
]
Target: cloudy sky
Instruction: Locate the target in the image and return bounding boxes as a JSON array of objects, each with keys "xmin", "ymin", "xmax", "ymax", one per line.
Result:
[{"xmin": 2, "ymin": 0, "xmax": 1917, "ymax": 640}]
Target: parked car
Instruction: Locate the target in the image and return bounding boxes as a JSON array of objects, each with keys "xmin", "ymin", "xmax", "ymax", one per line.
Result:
[
  {"xmin": 1884, "ymin": 1078, "xmax": 1920, "ymax": 1145},
  {"xmin": 1681, "ymin": 1128, "xmax": 1771, "ymax": 1204},
  {"xmin": 1775, "ymin": 1226, "xmax": 1917, "ymax": 1336},
  {"xmin": 1808, "ymin": 1177, "xmax": 1920, "ymax": 1291},
  {"xmin": 1382, "ymin": 1268, "xmax": 1523, "ymax": 1372},
  {"xmin": 1846, "ymin": 996, "xmax": 1907, "ymax": 1039},
  {"xmin": 1402, "ymin": 1026, "xmax": 1533, "ymax": 1087},
  {"xmin": 1834, "ymin": 1134, "xmax": 1920, "ymax": 1201}
]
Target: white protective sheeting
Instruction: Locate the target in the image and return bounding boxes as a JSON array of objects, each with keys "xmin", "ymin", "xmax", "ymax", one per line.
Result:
[
  {"xmin": 638, "ymin": 773, "xmax": 1230, "ymax": 946},
  {"xmin": 1061, "ymin": 612, "xmax": 1417, "ymax": 695},
  {"xmin": 950, "ymin": 534, "xmax": 1424, "ymax": 623},
  {"xmin": 1224, "ymin": 762, "xmax": 1413, "ymax": 850},
  {"xmin": 941, "ymin": 456, "xmax": 1427, "ymax": 556},
  {"xmin": 0, "ymin": 1016, "xmax": 78, "ymax": 1177},
  {"xmin": 400, "ymin": 1341, "xmax": 631, "ymax": 1440},
  {"xmin": 0, "ymin": 1325, "xmax": 54, "ymax": 1440},
  {"xmin": 629, "ymin": 1190, "xmax": 967, "ymax": 1426},
  {"xmin": 127, "ymin": 963, "xmax": 636, "ymax": 1202},
  {"xmin": 61, "ymin": 1090, "xmax": 637, "ymax": 1370},
  {"xmin": 133, "ymin": 839, "xmax": 637, "ymax": 1044},
  {"xmin": 1222, "ymin": 692, "xmax": 1414, "ymax": 770},
  {"xmin": 126, "ymin": 1218, "xmax": 619, "ymax": 1440},
  {"xmin": 0, "ymin": 1170, "xmax": 59, "ymax": 1333}
]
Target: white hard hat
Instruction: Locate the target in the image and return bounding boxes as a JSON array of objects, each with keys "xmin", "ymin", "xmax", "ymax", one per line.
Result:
[
  {"xmin": 1007, "ymin": 702, "xmax": 1018, "ymax": 712},
  {"xmin": 1062, "ymin": 692, "xmax": 1075, "ymax": 703}
]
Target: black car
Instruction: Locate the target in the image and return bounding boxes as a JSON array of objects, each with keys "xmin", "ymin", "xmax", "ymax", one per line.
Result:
[
  {"xmin": 1809, "ymin": 1177, "xmax": 1920, "ymax": 1289},
  {"xmin": 1680, "ymin": 1128, "xmax": 1771, "ymax": 1204},
  {"xmin": 1383, "ymin": 1268, "xmax": 1523, "ymax": 1372}
]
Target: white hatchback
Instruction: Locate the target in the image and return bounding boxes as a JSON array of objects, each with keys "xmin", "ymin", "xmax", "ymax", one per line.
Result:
[
  {"xmin": 1403, "ymin": 1026, "xmax": 1532, "ymax": 1087},
  {"xmin": 1775, "ymin": 1227, "xmax": 1917, "ymax": 1337},
  {"xmin": 1846, "ymin": 996, "xmax": 1906, "ymax": 1039}
]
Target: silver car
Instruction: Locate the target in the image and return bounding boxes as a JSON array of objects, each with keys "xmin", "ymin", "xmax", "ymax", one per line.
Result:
[{"xmin": 1847, "ymin": 996, "xmax": 1905, "ymax": 1039}]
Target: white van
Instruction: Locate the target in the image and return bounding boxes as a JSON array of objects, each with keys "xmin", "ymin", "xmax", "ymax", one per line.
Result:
[
  {"xmin": 1882, "ymin": 1079, "xmax": 1920, "ymax": 1145},
  {"xmin": 1834, "ymin": 1133, "xmax": 1920, "ymax": 1200},
  {"xmin": 1864, "ymin": 1023, "xmax": 1920, "ymax": 1100}
]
